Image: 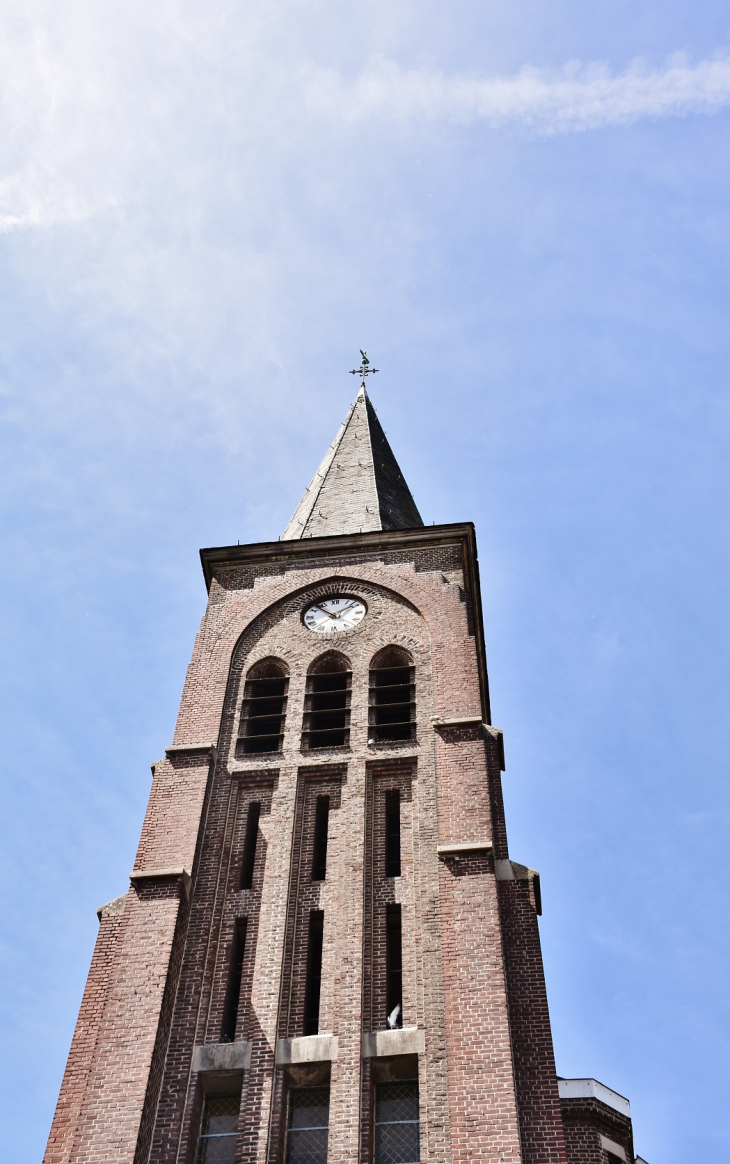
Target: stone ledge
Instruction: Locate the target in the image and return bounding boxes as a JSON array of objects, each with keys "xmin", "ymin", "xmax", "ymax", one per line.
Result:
[
  {"xmin": 129, "ymin": 867, "xmax": 192, "ymax": 900},
  {"xmin": 483, "ymin": 724, "xmax": 506, "ymax": 769},
  {"xmin": 362, "ymin": 1028, "xmax": 425, "ymax": 1058},
  {"xmin": 431, "ymin": 719, "xmax": 505, "ymax": 769},
  {"xmin": 495, "ymin": 859, "xmax": 533, "ymax": 881},
  {"xmin": 275, "ymin": 1035, "xmax": 338, "ymax": 1065},
  {"xmin": 437, "ymin": 840, "xmax": 492, "ymax": 856},
  {"xmin": 96, "ymin": 894, "xmax": 127, "ymax": 922},
  {"xmin": 192, "ymin": 1042, "xmax": 252, "ymax": 1073},
  {"xmin": 366, "ymin": 740, "xmax": 419, "ymax": 751},
  {"xmin": 495, "ymin": 860, "xmax": 542, "ymax": 914},
  {"xmin": 431, "ymin": 715, "xmax": 483, "ymax": 728},
  {"xmin": 165, "ymin": 743, "xmax": 217, "ymax": 758}
]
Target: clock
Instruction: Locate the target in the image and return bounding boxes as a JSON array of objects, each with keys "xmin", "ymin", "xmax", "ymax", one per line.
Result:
[{"xmin": 303, "ymin": 596, "xmax": 367, "ymax": 634}]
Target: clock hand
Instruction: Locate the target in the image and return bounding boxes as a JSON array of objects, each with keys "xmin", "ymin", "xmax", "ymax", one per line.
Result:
[
  {"xmin": 324, "ymin": 600, "xmax": 354, "ymax": 618},
  {"xmin": 314, "ymin": 604, "xmax": 344, "ymax": 621},
  {"xmin": 321, "ymin": 602, "xmax": 351, "ymax": 617}
]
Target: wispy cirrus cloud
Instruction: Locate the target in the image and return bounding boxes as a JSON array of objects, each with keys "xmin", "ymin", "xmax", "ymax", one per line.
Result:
[
  {"xmin": 306, "ymin": 52, "xmax": 730, "ymax": 134},
  {"xmin": 1, "ymin": 2, "xmax": 730, "ymax": 238},
  {"xmin": 1, "ymin": 0, "xmax": 730, "ymax": 238}
]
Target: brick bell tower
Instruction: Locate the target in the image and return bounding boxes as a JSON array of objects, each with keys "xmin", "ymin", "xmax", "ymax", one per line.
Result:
[{"xmin": 45, "ymin": 360, "xmax": 640, "ymax": 1164}]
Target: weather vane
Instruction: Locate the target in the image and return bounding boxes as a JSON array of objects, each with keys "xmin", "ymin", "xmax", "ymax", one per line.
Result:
[{"xmin": 349, "ymin": 349, "xmax": 379, "ymax": 387}]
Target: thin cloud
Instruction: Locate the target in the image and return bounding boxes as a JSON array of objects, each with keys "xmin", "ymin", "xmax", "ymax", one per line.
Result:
[
  {"xmin": 1, "ymin": 15, "xmax": 729, "ymax": 237},
  {"xmin": 306, "ymin": 52, "xmax": 730, "ymax": 134}
]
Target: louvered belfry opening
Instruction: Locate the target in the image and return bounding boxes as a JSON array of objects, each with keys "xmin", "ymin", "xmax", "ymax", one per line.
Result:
[
  {"xmin": 237, "ymin": 659, "xmax": 289, "ymax": 755},
  {"xmin": 369, "ymin": 647, "xmax": 416, "ymax": 743},
  {"xmin": 302, "ymin": 653, "xmax": 351, "ymax": 750}
]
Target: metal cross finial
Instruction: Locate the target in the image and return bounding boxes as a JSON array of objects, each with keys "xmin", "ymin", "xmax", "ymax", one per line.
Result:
[{"xmin": 349, "ymin": 349, "xmax": 379, "ymax": 387}]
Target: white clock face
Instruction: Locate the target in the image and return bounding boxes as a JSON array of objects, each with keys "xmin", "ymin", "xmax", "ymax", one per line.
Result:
[{"xmin": 303, "ymin": 596, "xmax": 367, "ymax": 634}]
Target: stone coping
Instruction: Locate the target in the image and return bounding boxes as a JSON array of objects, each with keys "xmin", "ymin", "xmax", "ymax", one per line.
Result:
[
  {"xmin": 558, "ymin": 1077, "xmax": 631, "ymax": 1117},
  {"xmin": 362, "ymin": 1028, "xmax": 425, "ymax": 1058},
  {"xmin": 165, "ymin": 743, "xmax": 217, "ymax": 758},
  {"xmin": 437, "ymin": 840, "xmax": 493, "ymax": 856},
  {"xmin": 129, "ymin": 867, "xmax": 192, "ymax": 900},
  {"xmin": 275, "ymin": 1034, "xmax": 339, "ymax": 1065},
  {"xmin": 192, "ymin": 1042, "xmax": 252, "ymax": 1073}
]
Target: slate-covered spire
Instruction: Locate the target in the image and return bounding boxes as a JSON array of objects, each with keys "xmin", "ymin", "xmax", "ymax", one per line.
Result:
[{"xmin": 281, "ymin": 385, "xmax": 423, "ymax": 540}]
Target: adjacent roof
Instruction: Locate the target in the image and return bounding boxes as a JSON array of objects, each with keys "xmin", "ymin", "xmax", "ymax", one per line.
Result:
[{"xmin": 281, "ymin": 385, "xmax": 423, "ymax": 540}]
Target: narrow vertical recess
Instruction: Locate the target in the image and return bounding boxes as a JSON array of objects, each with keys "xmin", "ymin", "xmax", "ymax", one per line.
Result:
[
  {"xmin": 220, "ymin": 919, "xmax": 247, "ymax": 1043},
  {"xmin": 240, "ymin": 801, "xmax": 261, "ymax": 890},
  {"xmin": 385, "ymin": 905, "xmax": 403, "ymax": 1028},
  {"xmin": 385, "ymin": 791, "xmax": 401, "ymax": 878},
  {"xmin": 304, "ymin": 911, "xmax": 324, "ymax": 1036},
  {"xmin": 311, "ymin": 796, "xmax": 330, "ymax": 881}
]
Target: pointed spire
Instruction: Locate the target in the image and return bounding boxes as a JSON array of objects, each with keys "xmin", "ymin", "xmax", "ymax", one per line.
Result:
[{"xmin": 281, "ymin": 383, "xmax": 423, "ymax": 540}]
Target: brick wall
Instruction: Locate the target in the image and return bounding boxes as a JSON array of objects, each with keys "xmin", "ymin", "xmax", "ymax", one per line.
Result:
[
  {"xmin": 499, "ymin": 881, "xmax": 567, "ymax": 1163},
  {"xmin": 44, "ymin": 897, "xmax": 127, "ymax": 1164},
  {"xmin": 560, "ymin": 1097, "xmax": 634, "ymax": 1164},
  {"xmin": 45, "ymin": 878, "xmax": 189, "ymax": 1164}
]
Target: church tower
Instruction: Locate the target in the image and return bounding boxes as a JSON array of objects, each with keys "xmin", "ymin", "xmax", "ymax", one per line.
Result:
[{"xmin": 45, "ymin": 362, "xmax": 639, "ymax": 1164}]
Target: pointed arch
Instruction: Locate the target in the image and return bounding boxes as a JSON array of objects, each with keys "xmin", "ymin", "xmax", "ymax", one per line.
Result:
[
  {"xmin": 370, "ymin": 645, "xmax": 413, "ymax": 671},
  {"xmin": 307, "ymin": 649, "xmax": 351, "ymax": 675},
  {"xmin": 246, "ymin": 656, "xmax": 290, "ymax": 681}
]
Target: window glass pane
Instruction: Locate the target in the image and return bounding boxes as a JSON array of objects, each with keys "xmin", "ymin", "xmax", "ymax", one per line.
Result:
[
  {"xmin": 375, "ymin": 1082, "xmax": 419, "ymax": 1164},
  {"xmin": 197, "ymin": 1094, "xmax": 240, "ymax": 1164},
  {"xmin": 287, "ymin": 1128, "xmax": 329, "ymax": 1164},
  {"xmin": 286, "ymin": 1087, "xmax": 329, "ymax": 1164},
  {"xmin": 375, "ymin": 1123, "xmax": 420, "ymax": 1164},
  {"xmin": 199, "ymin": 1139, "xmax": 239, "ymax": 1164},
  {"xmin": 376, "ymin": 1086, "xmax": 417, "ymax": 1125}
]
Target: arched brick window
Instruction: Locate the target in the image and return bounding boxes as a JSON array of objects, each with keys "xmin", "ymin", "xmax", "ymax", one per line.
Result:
[
  {"xmin": 369, "ymin": 647, "xmax": 415, "ymax": 743},
  {"xmin": 302, "ymin": 652, "xmax": 352, "ymax": 750},
  {"xmin": 237, "ymin": 658, "xmax": 289, "ymax": 755}
]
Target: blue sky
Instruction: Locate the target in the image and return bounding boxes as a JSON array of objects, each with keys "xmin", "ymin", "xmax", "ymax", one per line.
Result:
[{"xmin": 1, "ymin": 1, "xmax": 730, "ymax": 1160}]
